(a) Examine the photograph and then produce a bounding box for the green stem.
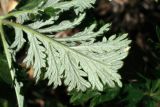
[0,20,24,107]
[0,21,14,83]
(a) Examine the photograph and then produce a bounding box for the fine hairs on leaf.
[0,0,131,107]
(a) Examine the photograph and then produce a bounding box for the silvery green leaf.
[23,32,46,81]
[8,0,131,92]
[38,13,85,33]
[11,20,131,91]
[57,23,110,43]
[10,28,26,52]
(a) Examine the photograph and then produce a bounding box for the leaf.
[5,19,131,91]
[1,0,131,94]
[38,13,85,33]
[10,27,26,53]
[10,0,96,22]
[0,0,132,107]
[123,84,144,107]
[57,23,110,42]
[74,0,96,14]
[23,32,46,81]
[70,90,100,105]
[43,0,60,8]
[28,16,59,30]
[70,86,120,107]
[46,0,96,14]
[43,42,62,88]
[143,99,157,107]
[0,99,10,107]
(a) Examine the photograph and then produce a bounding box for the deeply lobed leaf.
[2,0,131,92]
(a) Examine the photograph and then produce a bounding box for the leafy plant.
[0,0,131,107]
[122,77,160,107]
[70,86,120,107]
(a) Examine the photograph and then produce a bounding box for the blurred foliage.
[0,54,12,84]
[70,86,120,107]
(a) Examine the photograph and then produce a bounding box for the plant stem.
[0,20,24,107]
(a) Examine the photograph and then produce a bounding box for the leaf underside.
[5,0,131,92]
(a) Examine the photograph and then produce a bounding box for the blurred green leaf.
[70,86,120,107]
[90,87,120,107]
[143,98,157,107]
[146,79,160,102]
[70,90,100,105]
[123,84,144,107]
[0,98,17,107]
[0,99,9,107]
[0,54,12,84]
